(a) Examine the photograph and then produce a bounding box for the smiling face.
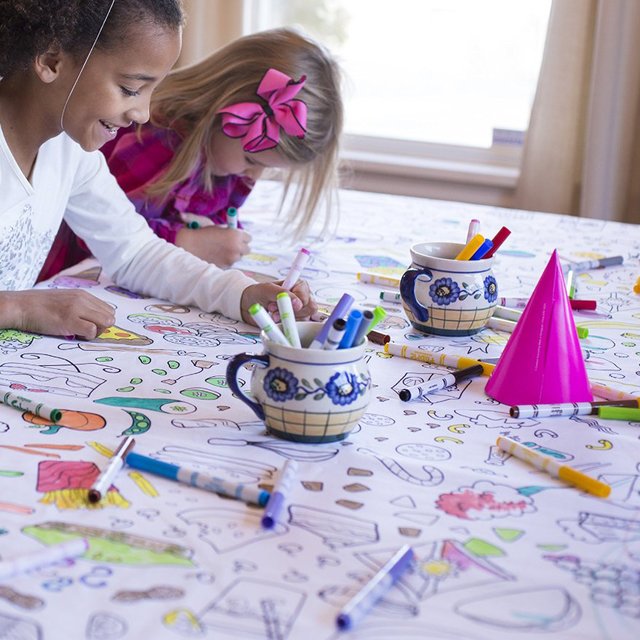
[61,22,181,151]
[209,127,296,183]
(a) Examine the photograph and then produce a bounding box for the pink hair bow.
[218,68,307,153]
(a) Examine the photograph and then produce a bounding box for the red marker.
[570,299,597,311]
[483,226,511,258]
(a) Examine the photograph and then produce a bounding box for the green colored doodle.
[168,360,179,369]
[122,410,151,436]
[139,355,151,364]
[152,368,168,375]
[180,388,220,401]
[205,375,229,388]
[96,356,113,362]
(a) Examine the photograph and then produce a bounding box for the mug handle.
[400,268,433,322]
[226,353,270,421]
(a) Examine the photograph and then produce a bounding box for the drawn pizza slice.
[91,325,153,346]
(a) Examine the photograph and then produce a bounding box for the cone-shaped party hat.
[485,250,592,405]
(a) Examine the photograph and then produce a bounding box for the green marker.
[366,306,387,334]
[598,406,640,421]
[577,326,589,339]
[249,303,289,346]
[1,391,62,423]
[227,207,239,229]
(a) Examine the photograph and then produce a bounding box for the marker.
[186,220,200,229]
[482,226,511,258]
[281,248,311,290]
[570,299,597,311]
[486,316,517,333]
[125,452,270,506]
[455,234,485,260]
[493,306,522,322]
[226,207,238,229]
[366,306,387,333]
[576,326,589,339]
[308,293,354,349]
[1,391,62,423]
[379,291,402,303]
[324,318,347,350]
[261,459,298,529]
[598,406,640,421]
[384,342,495,376]
[0,539,88,581]
[276,292,301,348]
[565,269,575,299]
[399,364,484,402]
[88,436,136,503]
[469,238,493,260]
[357,273,400,287]
[590,381,639,401]
[339,309,364,349]
[510,399,640,418]
[496,436,610,498]
[571,255,624,271]
[634,276,640,294]
[367,330,391,345]
[496,297,596,311]
[466,218,480,243]
[351,309,374,347]
[336,545,415,630]
[248,303,290,346]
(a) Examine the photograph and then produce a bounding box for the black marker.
[398,364,484,402]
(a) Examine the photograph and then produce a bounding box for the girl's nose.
[126,100,150,125]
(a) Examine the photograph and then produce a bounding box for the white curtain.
[515,0,640,224]
[177,0,244,68]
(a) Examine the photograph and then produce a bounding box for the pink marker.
[281,248,310,290]
[466,219,480,243]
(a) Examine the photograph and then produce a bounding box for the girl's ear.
[34,46,65,83]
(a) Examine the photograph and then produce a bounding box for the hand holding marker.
[226,207,238,229]
[282,247,310,290]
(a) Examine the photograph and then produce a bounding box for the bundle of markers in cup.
[249,292,387,350]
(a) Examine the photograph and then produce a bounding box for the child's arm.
[175,226,251,269]
[0,290,115,339]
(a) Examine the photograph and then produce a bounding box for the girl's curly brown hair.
[0,0,183,78]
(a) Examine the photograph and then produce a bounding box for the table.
[1,181,639,640]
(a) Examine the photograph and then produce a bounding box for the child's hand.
[240,281,317,325]
[0,290,115,339]
[176,226,251,268]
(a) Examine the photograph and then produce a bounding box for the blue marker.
[339,309,363,349]
[336,545,415,630]
[227,207,239,229]
[470,238,493,260]
[261,459,298,529]
[125,452,269,506]
[308,293,355,349]
[350,309,373,347]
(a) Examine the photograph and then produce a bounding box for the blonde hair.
[147,27,343,240]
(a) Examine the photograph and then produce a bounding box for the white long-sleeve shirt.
[0,126,255,320]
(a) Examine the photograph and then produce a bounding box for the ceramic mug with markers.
[226,321,372,443]
[400,241,498,336]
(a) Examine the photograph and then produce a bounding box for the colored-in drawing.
[95,396,196,415]
[0,329,41,355]
[436,481,537,520]
[23,522,193,565]
[36,460,129,509]
[23,409,106,435]
[357,539,512,602]
[0,585,44,610]
[112,586,184,602]
[91,325,153,345]
[179,508,286,553]
[288,505,379,549]
[454,586,582,631]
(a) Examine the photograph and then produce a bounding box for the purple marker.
[261,459,298,529]
[336,545,415,630]
[308,293,354,349]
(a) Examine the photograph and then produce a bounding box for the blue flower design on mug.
[429,277,460,305]
[264,367,298,402]
[325,372,360,406]
[483,275,498,303]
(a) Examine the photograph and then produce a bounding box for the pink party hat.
[486,250,592,405]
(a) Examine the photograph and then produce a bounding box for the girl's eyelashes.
[120,86,141,97]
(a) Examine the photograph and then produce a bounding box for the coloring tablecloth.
[1,181,639,640]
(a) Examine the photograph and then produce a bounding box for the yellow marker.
[496,436,610,498]
[384,342,495,376]
[357,273,400,287]
[455,234,485,260]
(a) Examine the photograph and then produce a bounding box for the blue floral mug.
[226,322,372,443]
[400,242,498,336]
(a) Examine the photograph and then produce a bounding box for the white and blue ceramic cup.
[226,321,372,443]
[400,242,498,336]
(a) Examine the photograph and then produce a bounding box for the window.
[245,0,552,194]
